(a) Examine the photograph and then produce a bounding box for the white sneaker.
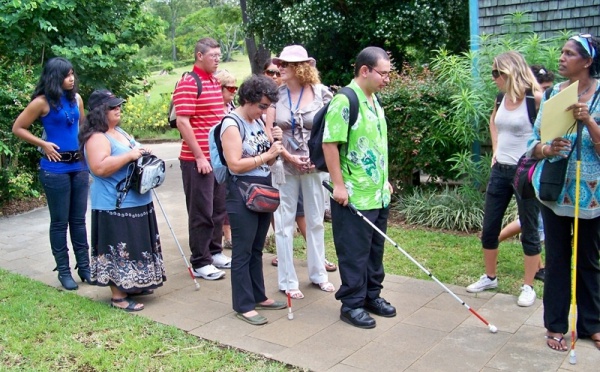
[212,253,231,269]
[517,285,536,307]
[192,264,225,280]
[466,274,498,293]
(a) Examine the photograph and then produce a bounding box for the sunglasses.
[265,69,281,77]
[571,33,596,58]
[491,69,501,79]
[222,85,238,94]
[110,104,122,110]
[257,103,270,110]
[279,61,299,68]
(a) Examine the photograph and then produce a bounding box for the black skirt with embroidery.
[90,202,166,292]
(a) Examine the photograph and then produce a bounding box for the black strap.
[495,90,537,125]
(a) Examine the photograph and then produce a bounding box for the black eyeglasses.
[279,61,299,69]
[491,69,501,79]
[265,69,281,77]
[370,67,390,79]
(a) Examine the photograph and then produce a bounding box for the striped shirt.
[173,66,224,161]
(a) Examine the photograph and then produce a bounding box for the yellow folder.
[541,81,578,143]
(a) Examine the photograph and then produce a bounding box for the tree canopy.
[246,0,468,85]
[0,0,163,98]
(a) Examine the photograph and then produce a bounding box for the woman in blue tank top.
[12,57,90,291]
[79,89,166,312]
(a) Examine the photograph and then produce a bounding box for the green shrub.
[397,185,517,232]
[163,62,175,73]
[119,94,172,138]
[0,58,42,204]
[380,63,460,189]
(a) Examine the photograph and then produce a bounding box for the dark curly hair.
[78,104,111,153]
[31,57,78,109]
[530,64,555,85]
[238,75,279,106]
[570,34,600,78]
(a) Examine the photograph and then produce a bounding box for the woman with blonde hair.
[266,45,334,299]
[466,51,543,308]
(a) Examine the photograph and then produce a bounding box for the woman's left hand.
[271,126,282,141]
[567,103,591,124]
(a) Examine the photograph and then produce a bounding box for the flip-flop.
[236,312,268,325]
[255,300,287,310]
[111,297,144,312]
[128,289,154,297]
[324,260,337,272]
[545,334,567,352]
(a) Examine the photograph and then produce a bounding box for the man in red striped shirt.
[174,37,231,280]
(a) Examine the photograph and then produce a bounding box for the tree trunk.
[240,0,270,74]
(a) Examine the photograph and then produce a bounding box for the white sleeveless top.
[495,96,533,165]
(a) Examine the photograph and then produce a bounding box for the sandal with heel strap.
[111,297,144,312]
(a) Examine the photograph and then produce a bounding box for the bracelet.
[253,156,258,167]
[541,144,549,157]
[259,154,265,165]
[592,138,600,145]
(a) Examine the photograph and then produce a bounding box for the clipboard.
[540,81,578,143]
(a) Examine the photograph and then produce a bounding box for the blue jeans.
[481,163,541,256]
[39,170,90,263]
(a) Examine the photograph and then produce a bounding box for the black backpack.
[308,87,359,172]
[168,71,202,128]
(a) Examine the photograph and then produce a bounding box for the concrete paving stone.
[222,335,287,360]
[523,303,545,328]
[406,333,497,372]
[424,289,489,315]
[557,339,600,371]
[374,323,448,353]
[166,298,232,324]
[189,313,271,344]
[381,274,411,284]
[383,290,438,321]
[385,277,444,298]
[342,339,423,371]
[274,337,355,372]
[461,293,541,334]
[155,314,205,332]
[327,364,367,372]
[403,305,469,332]
[487,342,567,371]
[250,306,340,347]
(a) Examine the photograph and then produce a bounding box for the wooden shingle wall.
[478,0,600,37]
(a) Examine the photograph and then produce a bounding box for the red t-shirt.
[173,65,224,161]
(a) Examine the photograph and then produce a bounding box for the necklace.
[578,79,596,99]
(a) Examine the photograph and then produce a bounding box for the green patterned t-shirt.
[323,80,390,210]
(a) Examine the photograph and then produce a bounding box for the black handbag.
[538,148,574,202]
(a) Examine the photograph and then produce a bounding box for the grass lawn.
[0,218,542,369]
[146,54,252,103]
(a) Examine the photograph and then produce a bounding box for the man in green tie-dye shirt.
[323,46,395,329]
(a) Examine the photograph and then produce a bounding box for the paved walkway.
[0,142,597,371]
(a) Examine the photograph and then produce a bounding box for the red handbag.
[237,181,280,213]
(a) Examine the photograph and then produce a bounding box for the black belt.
[57,151,82,163]
[495,162,516,170]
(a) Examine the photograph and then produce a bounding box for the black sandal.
[111,297,144,312]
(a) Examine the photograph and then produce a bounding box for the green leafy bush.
[380,63,459,188]
[0,58,42,204]
[119,94,172,138]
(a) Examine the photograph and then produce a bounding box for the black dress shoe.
[340,307,376,329]
[364,297,396,317]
